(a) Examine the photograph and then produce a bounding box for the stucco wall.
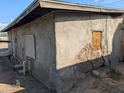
[8,10,124,93]
[55,11,123,93]
[10,13,55,89]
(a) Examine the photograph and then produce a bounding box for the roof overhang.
[1,0,124,32]
[39,0,124,13]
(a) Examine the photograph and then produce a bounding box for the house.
[1,0,124,92]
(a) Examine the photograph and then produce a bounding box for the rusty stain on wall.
[78,43,102,62]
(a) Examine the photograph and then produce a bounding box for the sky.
[0,0,124,29]
[62,0,124,9]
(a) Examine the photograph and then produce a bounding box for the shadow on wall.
[12,13,124,93]
[54,13,124,93]
[1,12,123,93]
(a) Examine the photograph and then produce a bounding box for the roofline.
[1,0,124,32]
[40,0,124,13]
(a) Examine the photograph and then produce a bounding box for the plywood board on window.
[92,31,102,51]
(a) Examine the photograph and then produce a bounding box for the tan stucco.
[8,10,124,93]
[55,11,123,93]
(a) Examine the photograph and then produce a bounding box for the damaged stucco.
[54,11,123,93]
[8,10,124,93]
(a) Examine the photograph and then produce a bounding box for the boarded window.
[92,31,102,51]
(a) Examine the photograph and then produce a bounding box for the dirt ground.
[69,65,124,93]
[0,57,50,93]
[1,56,124,93]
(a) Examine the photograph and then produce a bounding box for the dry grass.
[0,84,25,93]
[0,43,8,49]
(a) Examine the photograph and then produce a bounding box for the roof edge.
[40,0,124,13]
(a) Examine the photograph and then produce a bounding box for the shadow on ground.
[0,57,50,93]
